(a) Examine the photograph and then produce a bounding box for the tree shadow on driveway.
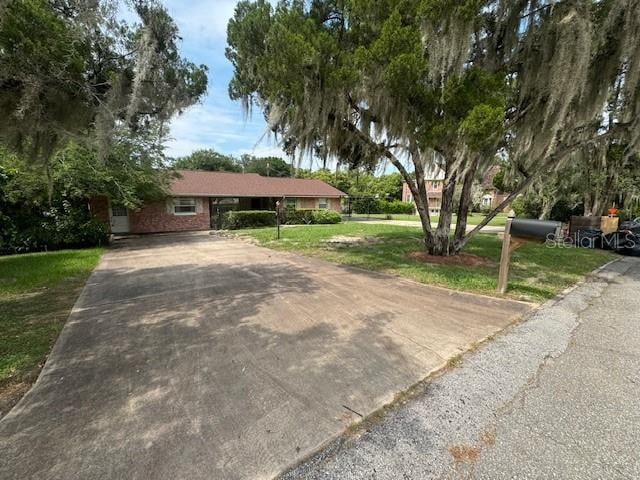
[0,234,528,480]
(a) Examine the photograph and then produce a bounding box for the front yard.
[238,223,614,302]
[348,212,508,226]
[0,248,103,416]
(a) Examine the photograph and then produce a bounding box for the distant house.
[479,166,509,211]
[401,165,445,216]
[401,165,508,215]
[91,170,346,234]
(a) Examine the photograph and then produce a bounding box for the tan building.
[401,164,446,215]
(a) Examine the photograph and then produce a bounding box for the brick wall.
[129,198,210,234]
[89,196,110,231]
[297,197,342,211]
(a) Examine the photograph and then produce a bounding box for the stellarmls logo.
[545,231,637,249]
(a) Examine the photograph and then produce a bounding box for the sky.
[142,0,286,161]
[119,0,395,172]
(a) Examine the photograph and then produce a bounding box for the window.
[174,197,196,215]
[285,197,297,209]
[111,205,127,217]
[317,198,328,209]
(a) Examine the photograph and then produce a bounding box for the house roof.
[170,170,347,198]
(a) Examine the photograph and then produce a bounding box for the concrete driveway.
[0,232,528,480]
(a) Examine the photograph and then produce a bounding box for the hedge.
[351,198,415,215]
[378,200,415,214]
[222,210,276,229]
[285,209,342,225]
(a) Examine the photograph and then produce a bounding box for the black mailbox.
[510,218,561,240]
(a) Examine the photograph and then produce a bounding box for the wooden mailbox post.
[497,212,516,294]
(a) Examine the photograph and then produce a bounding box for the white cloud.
[165,0,238,43]
[164,100,277,158]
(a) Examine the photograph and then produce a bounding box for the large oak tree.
[226,0,640,256]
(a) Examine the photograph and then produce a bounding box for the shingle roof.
[170,170,346,198]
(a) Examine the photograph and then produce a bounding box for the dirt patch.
[324,235,379,248]
[0,379,32,418]
[408,251,496,267]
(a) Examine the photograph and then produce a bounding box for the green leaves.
[0,0,208,168]
[459,104,505,151]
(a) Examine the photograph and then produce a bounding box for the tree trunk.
[431,161,457,256]
[45,161,54,206]
[539,197,555,220]
[583,193,594,216]
[411,154,436,250]
[452,157,479,253]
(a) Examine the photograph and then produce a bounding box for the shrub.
[351,198,415,215]
[0,202,108,255]
[351,197,381,214]
[284,209,342,225]
[378,200,415,214]
[222,210,276,229]
[310,209,342,224]
[285,209,315,224]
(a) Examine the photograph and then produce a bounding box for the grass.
[349,212,508,226]
[0,248,103,414]
[238,223,614,302]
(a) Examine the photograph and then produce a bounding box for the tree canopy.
[0,0,208,202]
[173,149,241,172]
[227,0,640,255]
[172,149,294,177]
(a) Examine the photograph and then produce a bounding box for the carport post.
[276,201,281,240]
[497,211,516,294]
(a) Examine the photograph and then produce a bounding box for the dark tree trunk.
[430,161,457,256]
[412,153,436,250]
[452,157,479,254]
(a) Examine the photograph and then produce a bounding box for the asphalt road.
[282,256,640,479]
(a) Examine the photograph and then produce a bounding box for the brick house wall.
[89,196,111,232]
[296,197,341,211]
[129,198,210,234]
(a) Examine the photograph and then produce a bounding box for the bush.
[378,200,415,214]
[284,209,342,225]
[310,209,342,224]
[351,197,381,214]
[285,209,315,224]
[351,198,415,215]
[0,202,108,255]
[222,210,276,229]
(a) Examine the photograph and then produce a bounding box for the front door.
[110,205,130,233]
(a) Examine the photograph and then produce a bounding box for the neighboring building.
[91,170,346,234]
[480,166,509,211]
[401,165,509,215]
[401,165,445,216]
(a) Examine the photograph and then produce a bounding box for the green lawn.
[0,248,103,413]
[239,223,614,302]
[349,212,508,226]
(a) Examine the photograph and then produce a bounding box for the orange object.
[608,207,619,216]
